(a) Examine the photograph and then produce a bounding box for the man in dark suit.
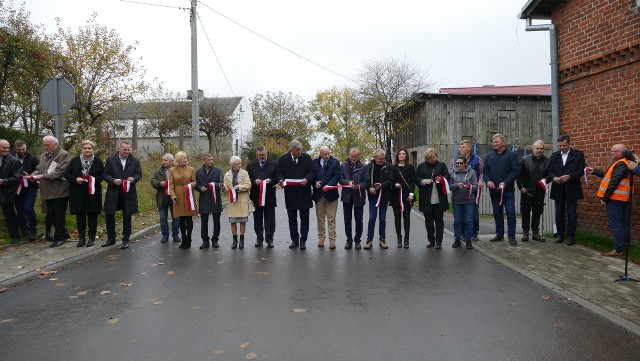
[247,146,278,248]
[12,139,39,241]
[548,135,585,245]
[0,139,22,244]
[277,140,315,250]
[339,148,368,249]
[312,145,341,249]
[102,140,142,249]
[196,153,224,249]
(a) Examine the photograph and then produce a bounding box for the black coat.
[195,165,224,214]
[103,153,142,215]
[364,160,394,204]
[65,156,104,214]
[516,155,550,200]
[247,159,278,208]
[548,148,585,202]
[339,160,367,207]
[13,152,39,189]
[416,161,450,214]
[390,164,416,208]
[312,156,341,202]
[277,151,314,210]
[0,154,22,206]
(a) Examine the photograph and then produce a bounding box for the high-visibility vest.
[597,158,631,201]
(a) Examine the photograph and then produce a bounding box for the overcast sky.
[18,0,551,101]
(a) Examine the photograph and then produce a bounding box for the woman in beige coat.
[223,155,251,249]
[170,151,198,249]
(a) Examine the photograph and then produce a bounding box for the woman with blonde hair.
[223,155,251,249]
[416,148,450,249]
[170,151,198,249]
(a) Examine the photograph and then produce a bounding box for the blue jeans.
[489,190,516,239]
[554,198,578,240]
[15,187,38,234]
[460,204,479,238]
[453,203,475,240]
[606,200,628,252]
[158,204,179,237]
[367,201,388,241]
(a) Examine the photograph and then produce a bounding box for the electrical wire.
[196,11,236,96]
[120,0,188,10]
[197,0,355,83]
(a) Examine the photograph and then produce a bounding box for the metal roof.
[439,84,551,96]
[518,0,565,20]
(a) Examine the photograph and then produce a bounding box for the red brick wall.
[551,0,640,238]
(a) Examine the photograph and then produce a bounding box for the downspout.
[525,18,560,152]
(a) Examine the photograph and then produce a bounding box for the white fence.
[477,188,556,235]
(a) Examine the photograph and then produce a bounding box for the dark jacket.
[592,157,633,203]
[195,165,224,214]
[277,151,315,210]
[516,154,550,199]
[312,155,341,202]
[416,161,450,214]
[364,160,394,204]
[0,154,22,206]
[64,155,104,214]
[339,160,367,206]
[483,149,520,193]
[390,164,416,208]
[247,159,278,208]
[548,148,585,202]
[13,152,39,189]
[448,165,477,205]
[103,153,142,215]
[150,166,172,208]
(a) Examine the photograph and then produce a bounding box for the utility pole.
[191,0,200,152]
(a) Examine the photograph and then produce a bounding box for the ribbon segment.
[185,184,196,211]
[121,179,131,193]
[259,180,267,207]
[208,182,217,204]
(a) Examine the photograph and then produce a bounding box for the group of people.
[0,134,635,256]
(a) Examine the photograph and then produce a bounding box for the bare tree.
[199,98,234,159]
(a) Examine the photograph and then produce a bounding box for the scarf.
[81,155,94,177]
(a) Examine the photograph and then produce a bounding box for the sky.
[14,0,552,102]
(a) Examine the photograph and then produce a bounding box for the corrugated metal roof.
[112,97,243,120]
[439,84,551,96]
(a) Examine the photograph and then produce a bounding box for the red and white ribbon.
[498,185,504,206]
[375,188,383,208]
[282,179,304,187]
[439,176,450,195]
[229,187,238,203]
[537,178,547,195]
[398,184,404,212]
[476,186,482,205]
[584,167,591,192]
[258,180,267,207]
[185,184,196,211]
[86,175,96,195]
[121,179,131,193]
[208,182,217,204]
[164,179,170,196]
[465,183,472,200]
[322,184,347,191]
[15,175,28,194]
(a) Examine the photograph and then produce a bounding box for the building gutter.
[524,18,560,152]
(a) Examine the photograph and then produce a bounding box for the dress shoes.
[601,250,624,257]
[299,242,306,250]
[77,238,86,247]
[354,242,362,250]
[435,242,442,249]
[119,241,129,249]
[199,241,210,249]
[489,236,504,242]
[344,242,353,250]
[363,240,373,249]
[532,234,546,242]
[288,242,299,249]
[102,239,116,247]
[86,238,95,247]
[211,238,219,248]
[555,237,564,244]
[50,240,64,248]
[508,238,518,246]
[566,238,576,246]
[266,242,274,248]
[452,239,461,248]
[255,241,263,247]
[426,242,435,248]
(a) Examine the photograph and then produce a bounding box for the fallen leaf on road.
[39,270,57,276]
[0,288,6,293]
[293,308,306,313]
[240,342,250,349]
[140,272,147,275]
[151,263,164,266]
[100,290,112,295]
[49,278,59,281]
[120,283,133,287]
[16,266,23,269]
[256,272,269,275]
[212,349,225,355]
[192,305,201,310]
[130,338,140,343]
[542,296,551,300]
[246,352,258,360]
[77,291,88,296]
[0,319,14,323]
[107,317,118,324]
[166,271,175,276]
[54,283,65,287]
[554,324,562,329]
[151,299,163,305]
[68,296,78,299]
[217,261,224,264]
[260,257,268,260]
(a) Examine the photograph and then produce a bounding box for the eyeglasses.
[455,162,464,165]
[611,150,621,153]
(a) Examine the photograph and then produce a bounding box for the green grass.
[543,230,640,262]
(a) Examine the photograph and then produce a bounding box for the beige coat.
[170,165,198,217]
[223,168,251,218]
[32,149,70,200]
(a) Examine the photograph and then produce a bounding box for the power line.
[119,0,188,10]
[196,12,236,96]
[197,1,356,83]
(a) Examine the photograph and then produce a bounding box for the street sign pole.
[40,77,75,150]
[53,78,60,142]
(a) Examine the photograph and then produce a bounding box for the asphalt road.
[1,194,639,361]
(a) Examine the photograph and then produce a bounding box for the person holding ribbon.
[12,140,39,241]
[151,153,180,244]
[449,140,484,241]
[224,155,251,249]
[0,139,22,245]
[339,147,368,250]
[516,140,550,243]
[170,151,198,249]
[416,148,449,249]
[277,140,315,250]
[548,135,585,245]
[448,155,477,249]
[64,140,103,247]
[102,140,142,249]
[390,148,415,249]
[196,153,223,249]
[312,145,341,249]
[484,133,520,246]
[30,136,71,248]
[247,146,278,248]
[363,149,394,250]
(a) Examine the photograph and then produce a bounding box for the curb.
[410,209,640,336]
[0,223,161,288]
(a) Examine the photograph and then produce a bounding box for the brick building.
[519,0,640,237]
